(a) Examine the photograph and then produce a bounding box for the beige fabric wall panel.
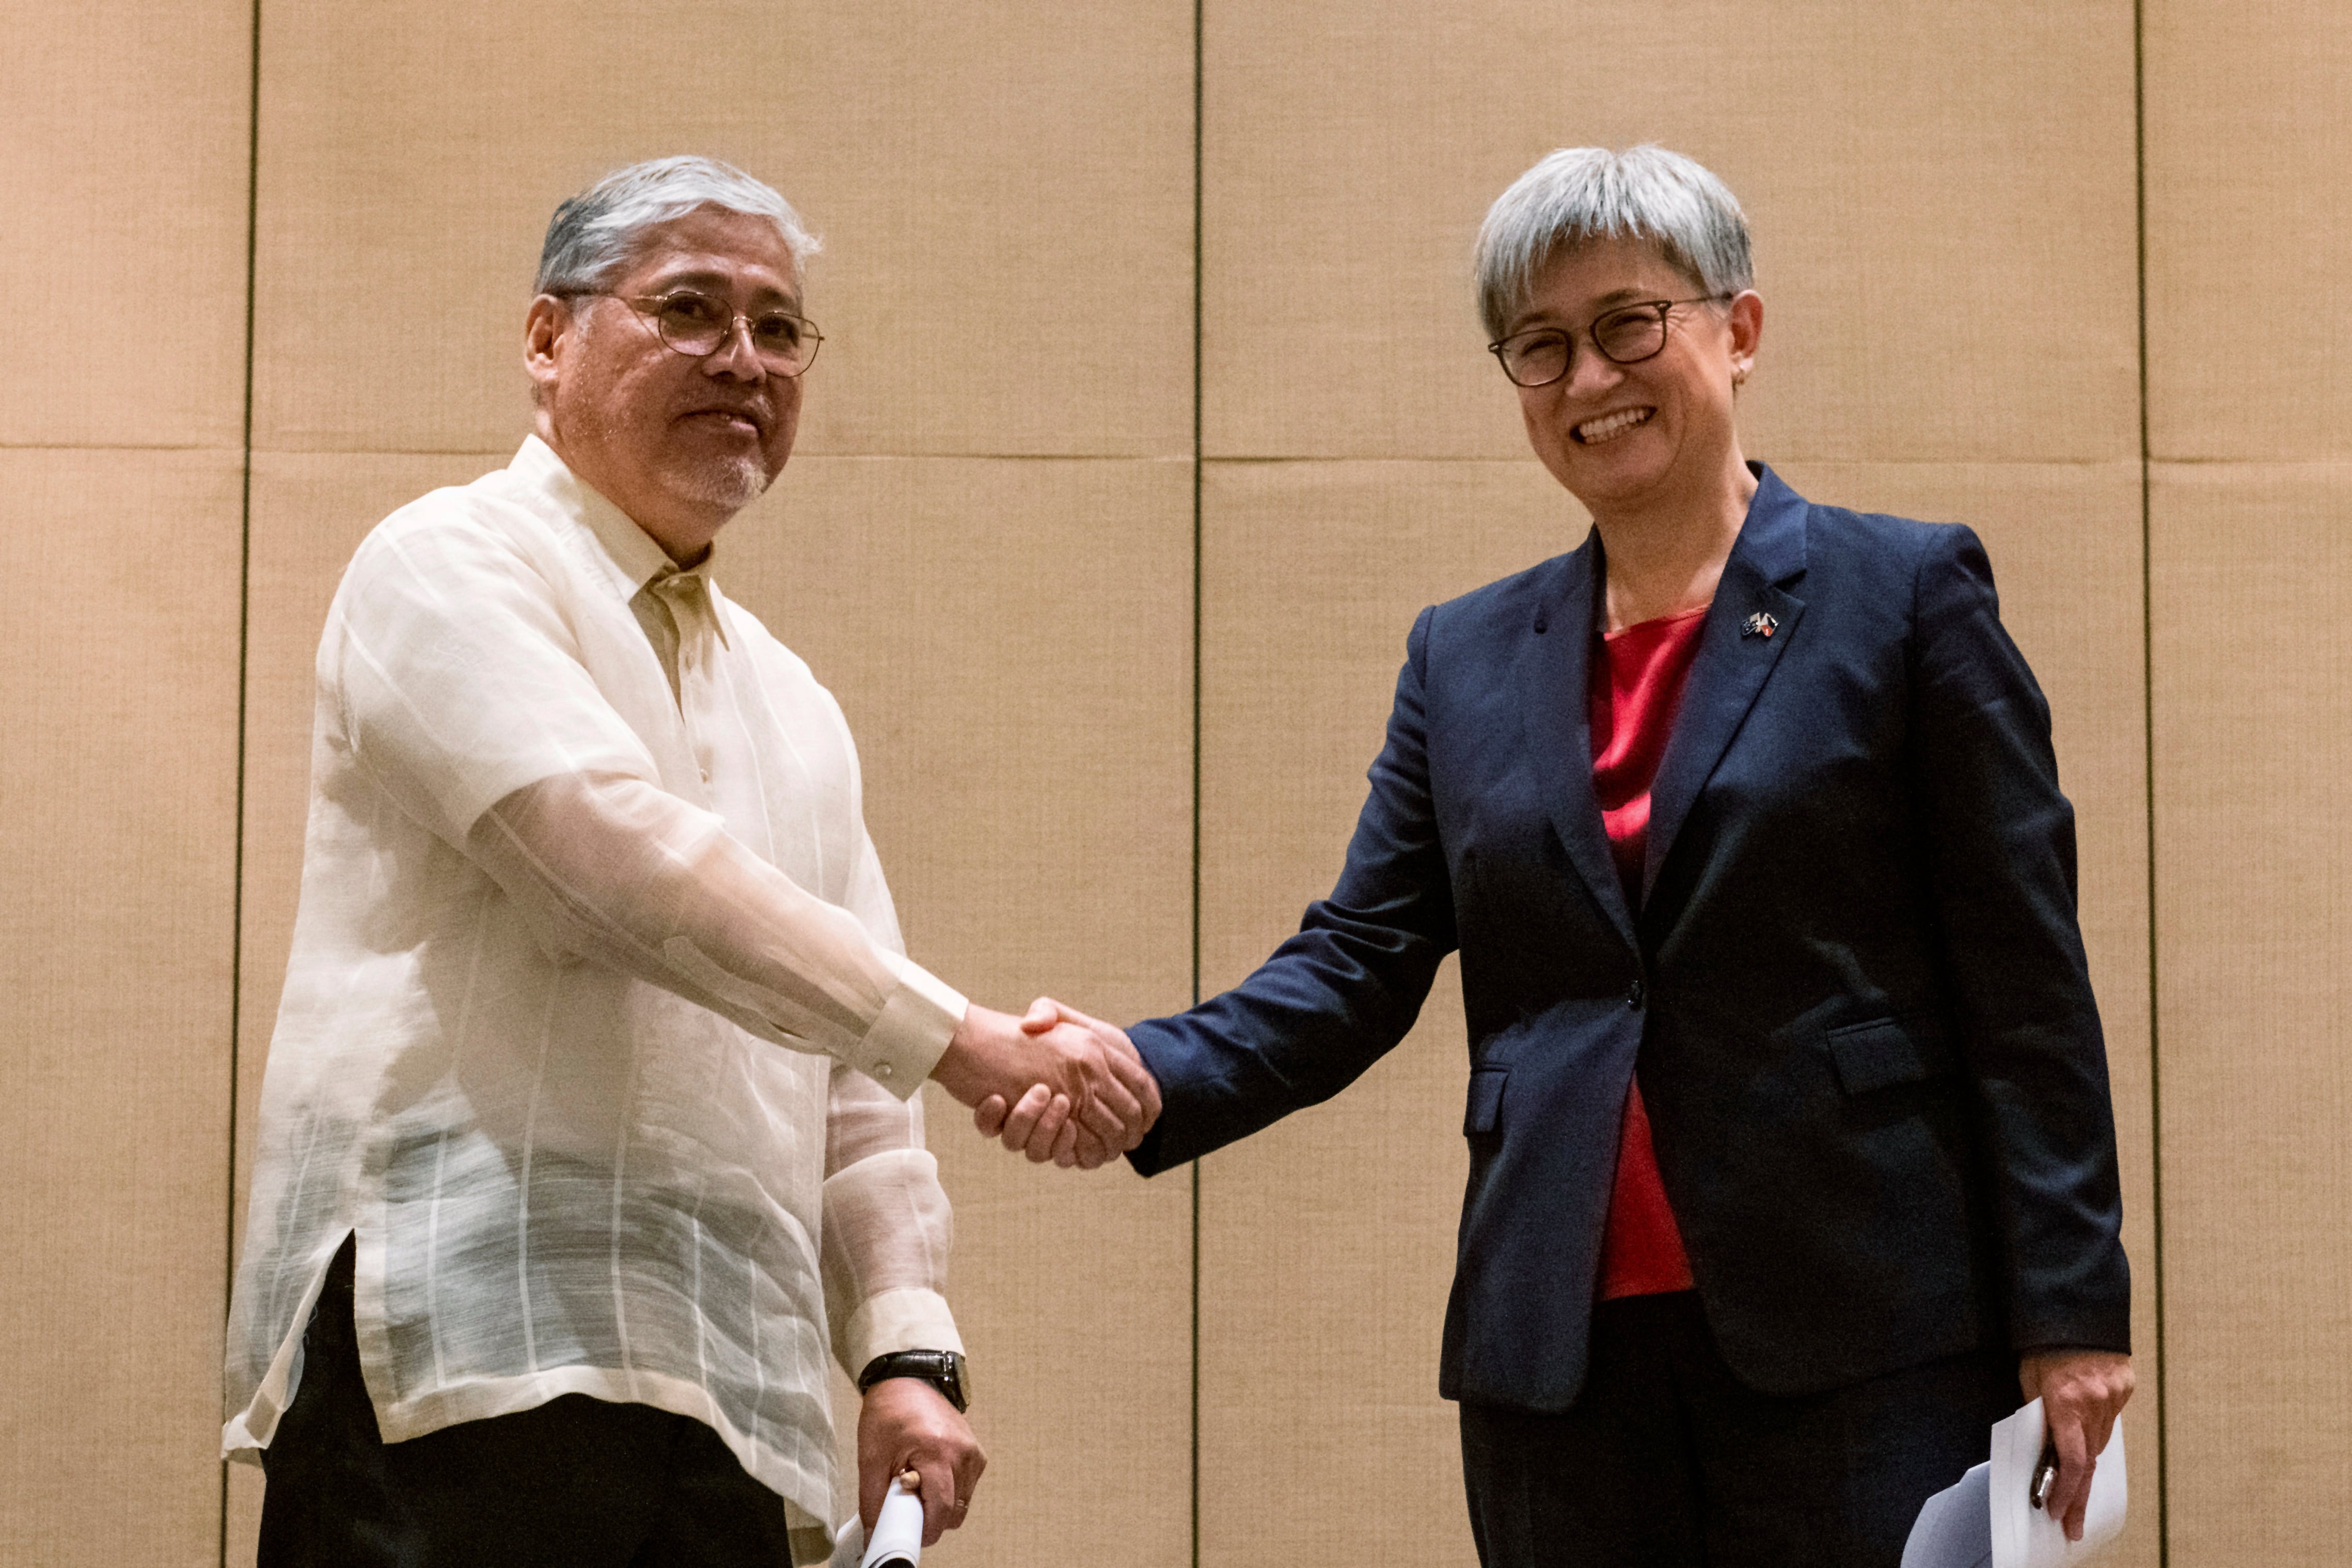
[249,0,1192,460]
[2143,2,2352,461]
[705,454,1198,1565]
[1196,974,1472,1566]
[1201,1,2139,465]
[0,0,251,448]
[2150,462,2352,1567]
[1198,457,1586,1565]
[0,448,244,1565]
[2146,5,2352,1559]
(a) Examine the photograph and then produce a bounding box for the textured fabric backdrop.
[0,1,2344,1563]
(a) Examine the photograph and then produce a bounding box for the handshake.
[930,1000,1160,1170]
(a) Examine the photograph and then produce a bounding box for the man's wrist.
[847,958,962,1098]
[857,1348,971,1413]
[932,1004,1009,1104]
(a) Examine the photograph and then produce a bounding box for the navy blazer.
[1127,466,2130,1412]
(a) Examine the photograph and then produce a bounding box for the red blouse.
[1588,605,1705,1301]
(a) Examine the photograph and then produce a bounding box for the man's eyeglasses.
[572,289,824,377]
[1488,295,1730,388]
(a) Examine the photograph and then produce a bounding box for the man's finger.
[997,1085,1052,1152]
[1051,1113,1081,1167]
[1018,996,1059,1035]
[948,1446,986,1531]
[915,1458,954,1548]
[857,1456,889,1534]
[1024,1094,1072,1162]
[972,1095,1009,1137]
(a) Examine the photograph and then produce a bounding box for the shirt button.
[877,1063,894,1079]
[699,766,711,782]
[1627,979,1646,1010]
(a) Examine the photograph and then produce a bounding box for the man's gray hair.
[535,155,821,297]
[1473,145,1752,341]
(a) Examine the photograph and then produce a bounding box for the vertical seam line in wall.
[1188,2,1205,1565]
[221,1,262,1562]
[2131,2,2169,1562]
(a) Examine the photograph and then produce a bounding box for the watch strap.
[857,1348,970,1413]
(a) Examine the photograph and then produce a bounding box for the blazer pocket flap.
[1464,1068,1509,1135]
[1826,1018,1953,1096]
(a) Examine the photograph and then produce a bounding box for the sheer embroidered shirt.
[223,436,968,1561]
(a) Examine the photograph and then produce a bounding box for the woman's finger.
[2049,1412,2092,1542]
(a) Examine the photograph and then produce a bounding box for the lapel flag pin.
[1741,610,1779,640]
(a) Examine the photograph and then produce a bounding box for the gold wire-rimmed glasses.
[567,289,824,376]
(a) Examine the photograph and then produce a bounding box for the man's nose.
[704,315,766,381]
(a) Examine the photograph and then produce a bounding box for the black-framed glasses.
[574,289,824,376]
[1488,294,1730,388]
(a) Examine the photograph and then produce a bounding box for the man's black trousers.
[257,1239,800,1568]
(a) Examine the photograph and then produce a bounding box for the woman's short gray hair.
[1473,145,1751,340]
[535,155,822,297]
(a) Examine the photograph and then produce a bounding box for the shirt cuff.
[843,954,964,1100]
[840,1286,965,1381]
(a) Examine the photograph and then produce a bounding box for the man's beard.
[672,451,773,513]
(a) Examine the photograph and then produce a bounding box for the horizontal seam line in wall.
[70,445,2308,466]
[239,447,1203,463]
[2143,455,2352,466]
[0,440,247,454]
[1198,454,2150,467]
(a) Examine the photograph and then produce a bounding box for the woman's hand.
[2018,1349,2134,1542]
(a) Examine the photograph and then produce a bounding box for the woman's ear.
[1727,289,1763,387]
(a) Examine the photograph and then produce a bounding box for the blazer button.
[1626,979,1645,1010]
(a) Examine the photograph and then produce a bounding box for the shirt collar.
[507,433,722,599]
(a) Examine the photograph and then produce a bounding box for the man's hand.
[930,1000,1157,1168]
[2019,1349,2134,1543]
[968,1000,1160,1168]
[857,1376,985,1547]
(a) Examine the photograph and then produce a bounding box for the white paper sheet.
[1902,1461,1993,1568]
[830,1481,925,1568]
[1988,1398,2127,1568]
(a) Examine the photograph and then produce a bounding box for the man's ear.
[523,293,573,403]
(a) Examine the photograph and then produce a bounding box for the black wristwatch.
[857,1349,971,1413]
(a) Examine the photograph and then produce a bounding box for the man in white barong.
[223,155,1156,1567]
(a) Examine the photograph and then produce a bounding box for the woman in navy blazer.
[985,147,2134,1567]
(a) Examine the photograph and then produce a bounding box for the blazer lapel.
[1517,533,1638,948]
[1641,466,1811,905]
